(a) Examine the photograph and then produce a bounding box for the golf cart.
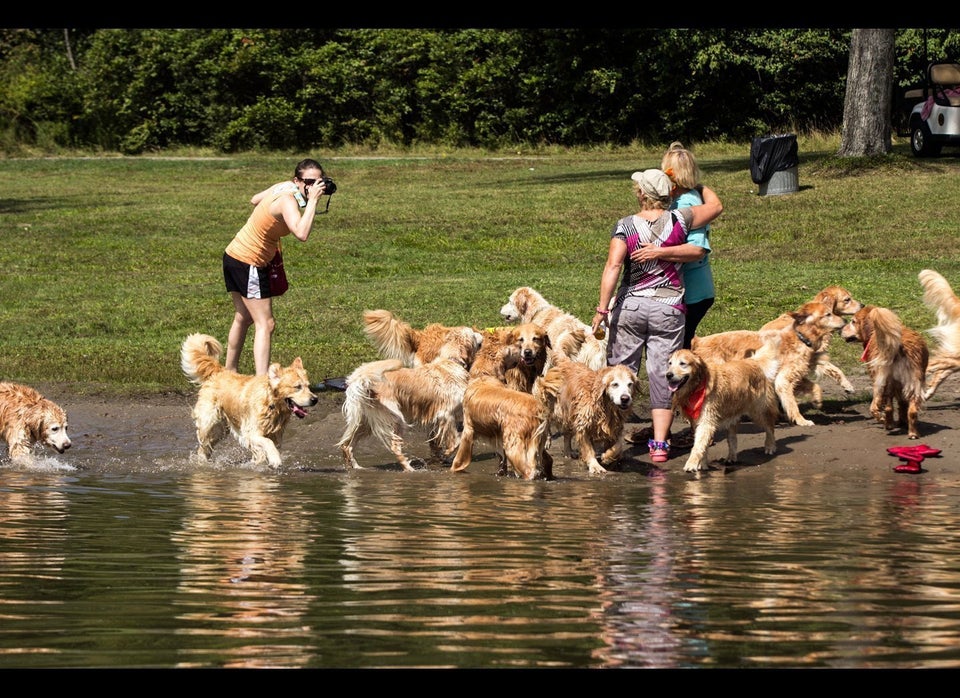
[901,60,960,157]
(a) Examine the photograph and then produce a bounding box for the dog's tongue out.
[287,400,308,418]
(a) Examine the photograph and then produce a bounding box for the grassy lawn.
[1,134,959,396]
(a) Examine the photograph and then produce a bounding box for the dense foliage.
[0,28,958,153]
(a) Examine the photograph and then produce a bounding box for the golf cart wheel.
[911,123,942,157]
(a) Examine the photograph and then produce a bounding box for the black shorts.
[223,252,275,299]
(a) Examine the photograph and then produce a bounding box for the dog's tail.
[868,307,905,367]
[337,359,407,448]
[534,367,565,462]
[753,328,784,381]
[554,326,587,361]
[919,269,960,352]
[535,366,566,414]
[545,342,572,370]
[180,333,224,385]
[576,334,608,370]
[363,309,417,365]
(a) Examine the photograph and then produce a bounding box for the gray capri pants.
[606,295,685,410]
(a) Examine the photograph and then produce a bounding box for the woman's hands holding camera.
[304,180,326,202]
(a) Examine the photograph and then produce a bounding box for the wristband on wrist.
[596,307,609,315]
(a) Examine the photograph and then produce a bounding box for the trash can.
[750,133,799,196]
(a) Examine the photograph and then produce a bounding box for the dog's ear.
[594,366,613,400]
[861,309,876,342]
[816,287,841,312]
[267,363,283,386]
[512,289,527,314]
[291,357,304,369]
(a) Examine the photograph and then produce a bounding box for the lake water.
[1,399,960,669]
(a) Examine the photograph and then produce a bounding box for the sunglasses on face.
[301,178,319,186]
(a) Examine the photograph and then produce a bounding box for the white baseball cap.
[631,168,672,201]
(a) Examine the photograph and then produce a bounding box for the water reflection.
[1,450,960,668]
[592,477,689,668]
[171,471,317,668]
[335,474,614,668]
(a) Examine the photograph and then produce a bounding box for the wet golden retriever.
[449,321,557,479]
[759,285,862,398]
[449,371,562,480]
[499,286,606,369]
[667,330,782,473]
[470,323,550,392]
[546,358,637,475]
[362,308,483,367]
[692,300,846,427]
[180,333,318,467]
[841,305,929,439]
[337,327,480,471]
[0,382,71,462]
[918,269,960,400]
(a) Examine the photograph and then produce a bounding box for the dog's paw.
[794,417,815,427]
[587,461,609,475]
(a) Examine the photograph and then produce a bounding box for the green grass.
[1,134,959,396]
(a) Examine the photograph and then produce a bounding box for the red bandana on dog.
[860,336,873,363]
[682,379,708,420]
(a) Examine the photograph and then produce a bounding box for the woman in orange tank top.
[222,158,331,375]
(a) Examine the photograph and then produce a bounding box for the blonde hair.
[660,141,702,191]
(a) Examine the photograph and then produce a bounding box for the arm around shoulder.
[688,185,723,229]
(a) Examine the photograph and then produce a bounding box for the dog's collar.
[795,328,814,348]
[682,378,708,421]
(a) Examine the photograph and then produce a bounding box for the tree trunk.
[838,28,896,156]
[63,29,76,71]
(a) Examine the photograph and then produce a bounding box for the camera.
[307,176,336,196]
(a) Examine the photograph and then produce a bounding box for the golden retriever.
[449,371,562,480]
[0,382,71,462]
[362,308,483,367]
[667,330,782,473]
[918,269,960,400]
[759,285,862,397]
[692,300,846,427]
[448,322,556,479]
[499,286,606,369]
[546,357,637,475]
[337,327,480,471]
[180,333,318,467]
[470,323,550,392]
[841,305,929,439]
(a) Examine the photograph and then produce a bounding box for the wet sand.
[27,373,960,478]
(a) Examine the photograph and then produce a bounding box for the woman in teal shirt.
[662,142,716,350]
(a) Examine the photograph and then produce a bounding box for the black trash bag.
[310,377,348,392]
[750,134,799,184]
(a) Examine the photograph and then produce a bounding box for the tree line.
[0,28,956,154]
